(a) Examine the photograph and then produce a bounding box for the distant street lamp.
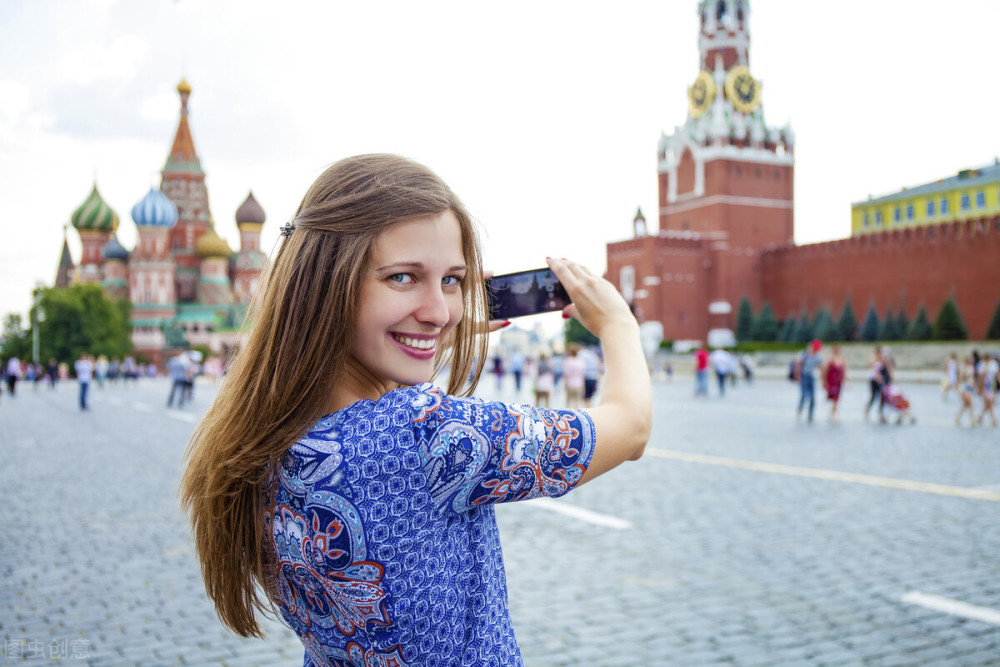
[31,283,45,365]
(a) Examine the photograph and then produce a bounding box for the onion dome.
[102,234,130,262]
[196,226,233,258]
[131,187,178,228]
[235,190,266,225]
[71,184,119,232]
[177,78,192,94]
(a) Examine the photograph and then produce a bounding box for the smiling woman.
[179,154,651,666]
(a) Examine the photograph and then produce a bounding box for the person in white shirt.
[709,348,730,396]
[75,354,94,410]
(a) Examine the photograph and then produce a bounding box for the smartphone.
[485,268,572,320]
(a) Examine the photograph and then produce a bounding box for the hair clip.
[279,221,296,238]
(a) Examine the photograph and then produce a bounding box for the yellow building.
[852,160,1000,235]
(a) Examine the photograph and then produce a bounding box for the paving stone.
[4,377,1000,665]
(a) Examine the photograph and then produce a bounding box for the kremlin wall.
[607,0,999,345]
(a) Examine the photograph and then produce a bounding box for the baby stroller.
[882,384,916,424]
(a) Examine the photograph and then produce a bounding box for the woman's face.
[350,210,467,389]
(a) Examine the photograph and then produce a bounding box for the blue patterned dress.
[268,382,596,666]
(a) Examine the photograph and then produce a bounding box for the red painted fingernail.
[500,321,512,328]
[562,313,571,319]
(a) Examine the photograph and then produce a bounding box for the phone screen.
[485,268,572,319]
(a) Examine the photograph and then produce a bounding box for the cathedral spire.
[164,78,202,174]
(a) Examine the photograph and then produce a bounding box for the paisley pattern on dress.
[270,383,595,666]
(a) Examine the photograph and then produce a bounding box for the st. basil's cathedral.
[56,79,267,367]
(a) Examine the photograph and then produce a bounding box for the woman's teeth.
[393,334,435,350]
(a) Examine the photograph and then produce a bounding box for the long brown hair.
[180,154,489,637]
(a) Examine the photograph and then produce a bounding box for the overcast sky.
[2,0,999,330]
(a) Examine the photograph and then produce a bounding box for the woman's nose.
[415,285,451,327]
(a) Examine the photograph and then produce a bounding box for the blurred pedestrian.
[975,352,998,427]
[864,345,888,423]
[942,352,959,402]
[166,352,190,408]
[75,353,93,410]
[509,352,525,392]
[710,347,730,396]
[796,339,823,423]
[533,354,555,408]
[694,346,709,396]
[956,356,978,427]
[491,355,504,391]
[95,355,109,389]
[5,356,21,396]
[579,345,602,407]
[46,358,58,389]
[563,344,585,409]
[822,343,846,422]
[740,353,754,384]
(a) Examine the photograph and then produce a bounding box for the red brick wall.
[760,217,1000,338]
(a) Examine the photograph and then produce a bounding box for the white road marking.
[132,402,152,412]
[647,448,1000,503]
[901,592,1000,626]
[522,497,632,530]
[166,410,197,423]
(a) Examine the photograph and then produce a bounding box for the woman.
[822,343,846,422]
[864,345,886,423]
[562,344,586,409]
[955,355,978,427]
[180,154,651,665]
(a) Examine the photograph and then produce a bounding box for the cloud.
[56,35,148,86]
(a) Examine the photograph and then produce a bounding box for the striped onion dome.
[235,190,266,225]
[71,184,120,232]
[195,226,232,258]
[102,234,130,262]
[131,187,178,228]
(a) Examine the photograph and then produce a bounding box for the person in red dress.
[822,343,847,422]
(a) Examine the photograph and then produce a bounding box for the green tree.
[986,299,1000,339]
[0,313,30,360]
[34,285,133,364]
[735,296,754,342]
[749,302,778,342]
[895,308,909,341]
[778,314,796,342]
[793,310,814,343]
[837,297,858,342]
[932,297,969,340]
[564,317,599,347]
[878,306,900,341]
[907,305,933,340]
[859,304,880,342]
[812,309,838,342]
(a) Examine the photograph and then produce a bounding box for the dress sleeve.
[408,384,596,515]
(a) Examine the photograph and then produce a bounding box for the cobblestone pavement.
[1,375,998,666]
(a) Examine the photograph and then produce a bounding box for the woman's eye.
[388,273,414,285]
[442,275,464,287]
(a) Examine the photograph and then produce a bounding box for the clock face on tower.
[724,65,761,113]
[688,70,716,118]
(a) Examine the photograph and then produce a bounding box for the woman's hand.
[546,258,636,339]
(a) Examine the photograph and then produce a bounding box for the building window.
[863,212,869,228]
[976,191,986,208]
[875,211,882,226]
[926,200,935,217]
[893,207,901,223]
[941,198,949,214]
[906,204,914,221]
[961,194,970,211]
[619,266,635,303]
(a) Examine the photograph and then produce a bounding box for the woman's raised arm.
[547,258,652,485]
